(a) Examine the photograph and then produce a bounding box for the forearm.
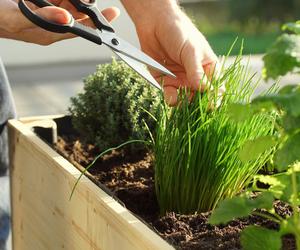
[0,0,17,33]
[121,0,180,24]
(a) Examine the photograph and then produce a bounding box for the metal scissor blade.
[100,32,176,78]
[112,50,162,90]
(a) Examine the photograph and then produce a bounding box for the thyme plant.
[154,55,276,214]
[69,59,160,152]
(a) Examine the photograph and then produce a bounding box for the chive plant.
[154,55,276,214]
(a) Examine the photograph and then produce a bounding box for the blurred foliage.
[207,32,279,56]
[182,0,300,55]
[263,21,300,79]
[229,0,300,28]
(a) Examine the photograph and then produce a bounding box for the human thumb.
[35,6,71,24]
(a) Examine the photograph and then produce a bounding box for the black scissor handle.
[18,0,103,45]
[69,0,114,33]
[18,0,73,33]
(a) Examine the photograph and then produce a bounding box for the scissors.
[18,0,176,90]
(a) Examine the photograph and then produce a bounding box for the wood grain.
[8,117,174,250]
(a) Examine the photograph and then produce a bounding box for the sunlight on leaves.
[227,103,253,122]
[253,89,300,117]
[282,21,300,35]
[280,217,297,235]
[209,192,274,225]
[241,226,282,250]
[255,175,286,199]
[263,34,300,79]
[239,136,277,162]
[274,132,300,171]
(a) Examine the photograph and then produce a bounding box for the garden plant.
[70,51,278,216]
[209,21,300,250]
[69,58,160,152]
[154,51,276,214]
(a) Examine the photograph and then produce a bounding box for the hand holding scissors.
[18,0,176,89]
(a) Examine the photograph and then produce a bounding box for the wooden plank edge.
[18,114,65,124]
[8,118,174,250]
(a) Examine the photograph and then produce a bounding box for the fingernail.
[56,12,71,24]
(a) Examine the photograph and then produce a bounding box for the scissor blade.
[112,50,162,90]
[99,32,176,78]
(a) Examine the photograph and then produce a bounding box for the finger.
[78,7,120,27]
[48,0,63,5]
[203,56,226,96]
[35,6,71,24]
[164,86,178,106]
[0,24,76,45]
[101,7,120,23]
[203,60,219,80]
[181,41,209,92]
[9,5,71,33]
[7,6,120,43]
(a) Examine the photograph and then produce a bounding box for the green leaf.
[279,172,300,205]
[258,171,300,204]
[209,192,274,225]
[274,132,300,171]
[253,86,300,117]
[280,217,297,235]
[227,102,275,122]
[239,136,277,162]
[255,175,286,199]
[249,191,274,210]
[282,21,300,35]
[282,114,300,133]
[227,103,252,122]
[255,173,300,204]
[241,226,282,250]
[278,85,299,95]
[255,175,281,186]
[263,34,300,80]
[209,196,252,225]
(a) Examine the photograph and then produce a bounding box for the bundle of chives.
[154,56,276,214]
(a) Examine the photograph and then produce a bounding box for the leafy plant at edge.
[209,21,300,250]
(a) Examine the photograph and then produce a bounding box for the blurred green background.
[181,0,300,55]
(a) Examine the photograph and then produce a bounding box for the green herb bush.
[210,21,300,250]
[69,59,160,151]
[154,55,276,214]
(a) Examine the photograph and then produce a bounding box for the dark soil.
[54,135,296,250]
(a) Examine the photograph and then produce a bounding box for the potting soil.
[55,135,296,250]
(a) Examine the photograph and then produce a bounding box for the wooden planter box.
[8,116,174,250]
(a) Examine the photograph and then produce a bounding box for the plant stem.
[252,211,282,224]
[269,210,285,222]
[291,164,300,250]
[70,139,148,200]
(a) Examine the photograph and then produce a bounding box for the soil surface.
[55,135,296,250]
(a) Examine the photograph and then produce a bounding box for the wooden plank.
[8,118,174,250]
[19,114,65,124]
